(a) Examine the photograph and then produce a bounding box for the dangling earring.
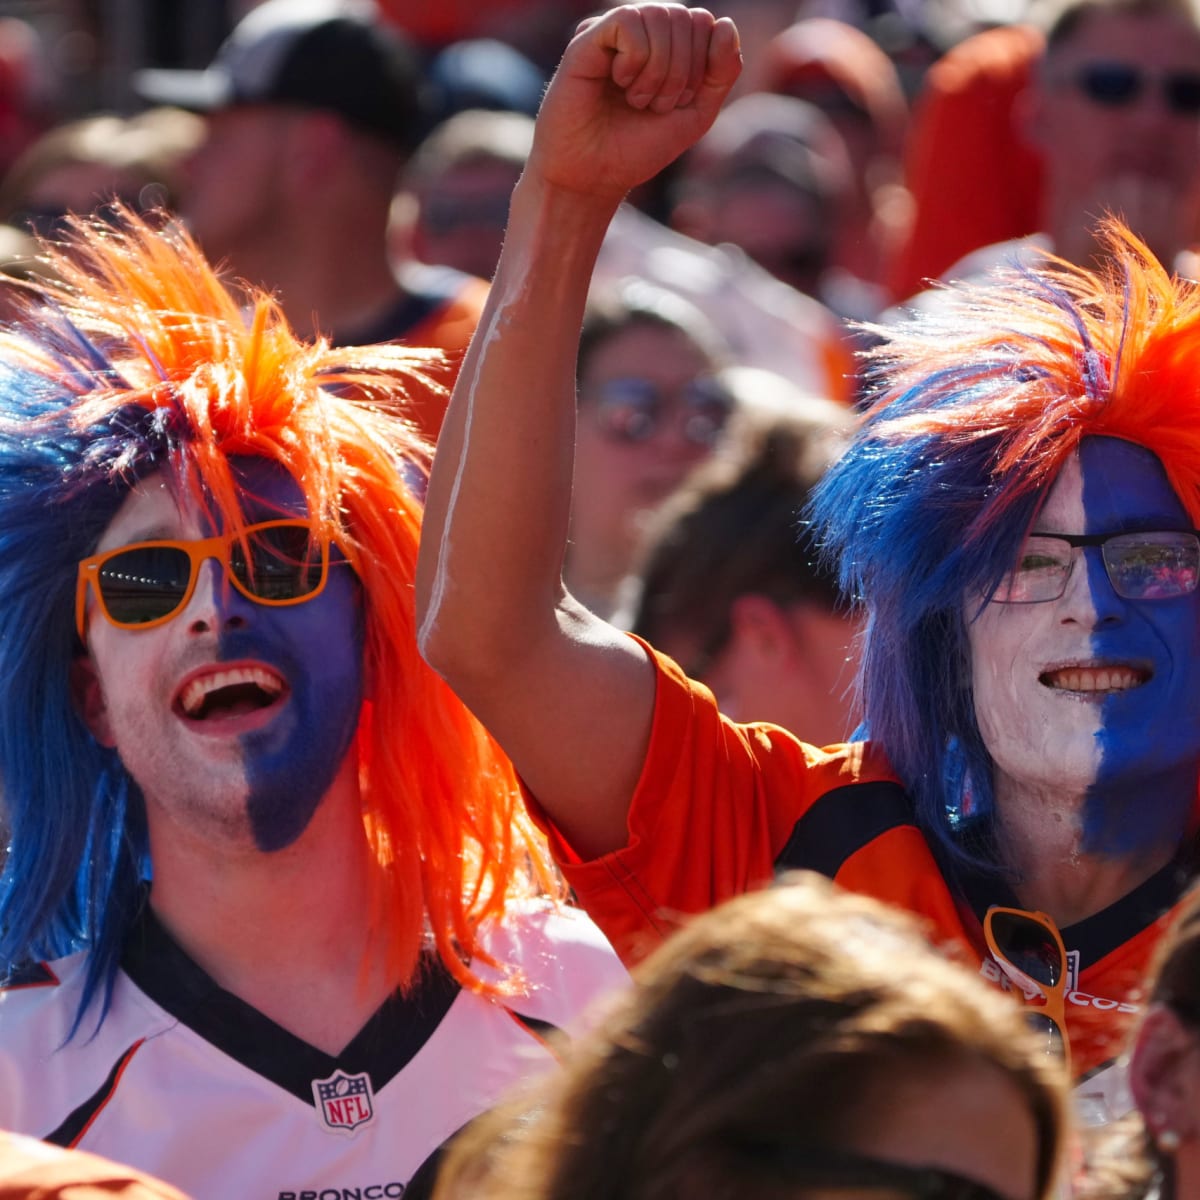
[1155,1125,1180,1200]
[1158,1128,1182,1154]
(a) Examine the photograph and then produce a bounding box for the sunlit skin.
[74,459,364,855]
[969,437,1200,865]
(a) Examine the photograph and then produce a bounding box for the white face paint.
[968,450,1103,804]
[417,251,530,653]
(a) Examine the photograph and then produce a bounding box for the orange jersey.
[528,642,1195,1087]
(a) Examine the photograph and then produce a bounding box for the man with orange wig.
[419,2,1200,1121]
[0,212,624,1197]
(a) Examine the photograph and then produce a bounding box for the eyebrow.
[1031,516,1193,536]
[96,524,185,554]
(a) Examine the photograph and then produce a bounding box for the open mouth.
[1038,665,1151,694]
[177,665,287,721]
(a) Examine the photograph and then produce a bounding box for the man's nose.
[185,557,252,633]
[1058,546,1126,626]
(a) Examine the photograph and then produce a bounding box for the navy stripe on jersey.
[508,1013,561,1043]
[44,1039,143,1147]
[0,961,58,990]
[121,906,461,1105]
[341,266,469,346]
[958,839,1198,972]
[774,779,917,877]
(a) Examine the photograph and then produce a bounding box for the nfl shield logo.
[312,1070,376,1135]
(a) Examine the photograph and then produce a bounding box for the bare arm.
[416,5,741,860]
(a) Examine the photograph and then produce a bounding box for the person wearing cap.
[135,0,487,442]
[418,0,1200,1121]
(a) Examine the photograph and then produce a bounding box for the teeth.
[1044,667,1145,693]
[180,666,284,716]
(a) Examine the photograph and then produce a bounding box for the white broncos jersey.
[0,901,627,1200]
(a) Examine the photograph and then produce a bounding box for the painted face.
[968,437,1200,853]
[78,459,364,853]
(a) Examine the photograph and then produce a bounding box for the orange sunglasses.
[76,519,330,637]
[984,905,1071,1069]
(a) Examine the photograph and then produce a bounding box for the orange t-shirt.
[528,641,1194,1086]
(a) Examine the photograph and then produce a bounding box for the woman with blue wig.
[418,1,1200,1115]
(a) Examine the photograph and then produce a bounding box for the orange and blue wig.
[811,223,1200,873]
[0,211,556,1030]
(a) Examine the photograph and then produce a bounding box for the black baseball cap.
[134,0,426,153]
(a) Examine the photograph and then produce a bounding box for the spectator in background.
[898,0,1200,306]
[594,191,859,403]
[759,18,912,300]
[135,0,486,442]
[433,874,1067,1200]
[569,280,736,624]
[394,109,532,282]
[668,92,856,310]
[0,108,203,238]
[1027,0,1200,274]
[632,397,859,745]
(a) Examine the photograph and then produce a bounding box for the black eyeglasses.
[581,376,734,447]
[985,907,1070,1068]
[1069,61,1200,115]
[993,529,1200,604]
[730,1146,1012,1200]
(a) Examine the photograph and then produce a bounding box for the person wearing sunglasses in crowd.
[417,1,1200,1123]
[568,279,736,623]
[432,874,1067,1200]
[0,212,626,1197]
[901,0,1200,314]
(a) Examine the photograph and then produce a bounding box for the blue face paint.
[1077,437,1200,854]
[968,436,1200,859]
[218,460,364,852]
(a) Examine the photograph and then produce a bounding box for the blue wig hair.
[811,223,1200,877]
